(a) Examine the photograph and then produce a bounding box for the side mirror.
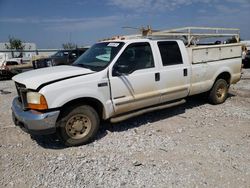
[112,64,130,76]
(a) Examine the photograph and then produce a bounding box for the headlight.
[26,92,48,110]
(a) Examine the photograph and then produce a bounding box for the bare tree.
[5,36,25,58]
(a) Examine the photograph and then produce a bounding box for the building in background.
[0,42,37,59]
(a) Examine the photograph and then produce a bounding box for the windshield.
[73,42,124,71]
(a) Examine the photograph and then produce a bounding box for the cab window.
[114,42,154,75]
[158,41,183,66]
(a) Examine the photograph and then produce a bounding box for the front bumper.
[11,97,60,135]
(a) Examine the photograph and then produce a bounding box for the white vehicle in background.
[12,27,242,146]
[241,40,250,50]
[0,53,22,77]
[0,51,30,64]
[0,52,34,77]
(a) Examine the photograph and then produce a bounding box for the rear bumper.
[11,97,60,135]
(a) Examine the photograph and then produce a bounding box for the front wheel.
[56,105,100,146]
[208,79,229,104]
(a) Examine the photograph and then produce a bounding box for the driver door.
[109,42,161,115]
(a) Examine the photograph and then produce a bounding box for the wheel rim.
[65,114,91,139]
[216,83,226,100]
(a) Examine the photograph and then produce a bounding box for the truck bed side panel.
[188,44,242,96]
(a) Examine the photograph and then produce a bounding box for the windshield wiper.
[73,64,93,70]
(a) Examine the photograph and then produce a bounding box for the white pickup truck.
[12,27,242,146]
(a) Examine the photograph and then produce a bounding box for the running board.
[110,99,186,123]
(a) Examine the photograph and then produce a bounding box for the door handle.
[183,68,188,77]
[155,72,160,81]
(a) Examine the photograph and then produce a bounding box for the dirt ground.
[0,69,250,188]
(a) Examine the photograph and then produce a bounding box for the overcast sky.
[0,0,249,48]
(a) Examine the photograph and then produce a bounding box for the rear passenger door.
[157,41,190,102]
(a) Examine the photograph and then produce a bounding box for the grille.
[15,82,28,109]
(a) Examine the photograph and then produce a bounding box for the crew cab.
[11,29,242,146]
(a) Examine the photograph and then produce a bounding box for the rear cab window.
[157,41,183,66]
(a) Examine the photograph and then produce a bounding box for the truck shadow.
[99,95,206,133]
[32,93,236,149]
[30,134,64,149]
[97,93,236,139]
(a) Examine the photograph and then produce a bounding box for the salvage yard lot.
[0,70,250,187]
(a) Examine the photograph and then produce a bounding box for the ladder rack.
[120,26,240,46]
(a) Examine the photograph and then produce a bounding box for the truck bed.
[187,43,242,64]
[187,43,242,96]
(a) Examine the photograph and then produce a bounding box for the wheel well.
[60,97,104,119]
[215,72,231,84]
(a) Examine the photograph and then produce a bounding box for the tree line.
[5,36,79,50]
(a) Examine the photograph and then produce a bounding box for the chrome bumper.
[11,97,60,135]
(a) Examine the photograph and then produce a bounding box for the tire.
[56,105,100,146]
[208,79,229,104]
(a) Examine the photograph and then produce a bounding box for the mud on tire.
[56,105,100,146]
[208,79,229,104]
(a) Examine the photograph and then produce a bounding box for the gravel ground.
[0,69,250,188]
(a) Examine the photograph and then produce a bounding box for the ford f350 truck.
[12,27,242,146]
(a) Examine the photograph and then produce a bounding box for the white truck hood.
[13,65,94,90]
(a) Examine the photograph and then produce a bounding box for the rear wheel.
[208,79,229,104]
[56,105,100,146]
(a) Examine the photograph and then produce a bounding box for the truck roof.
[100,38,182,44]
